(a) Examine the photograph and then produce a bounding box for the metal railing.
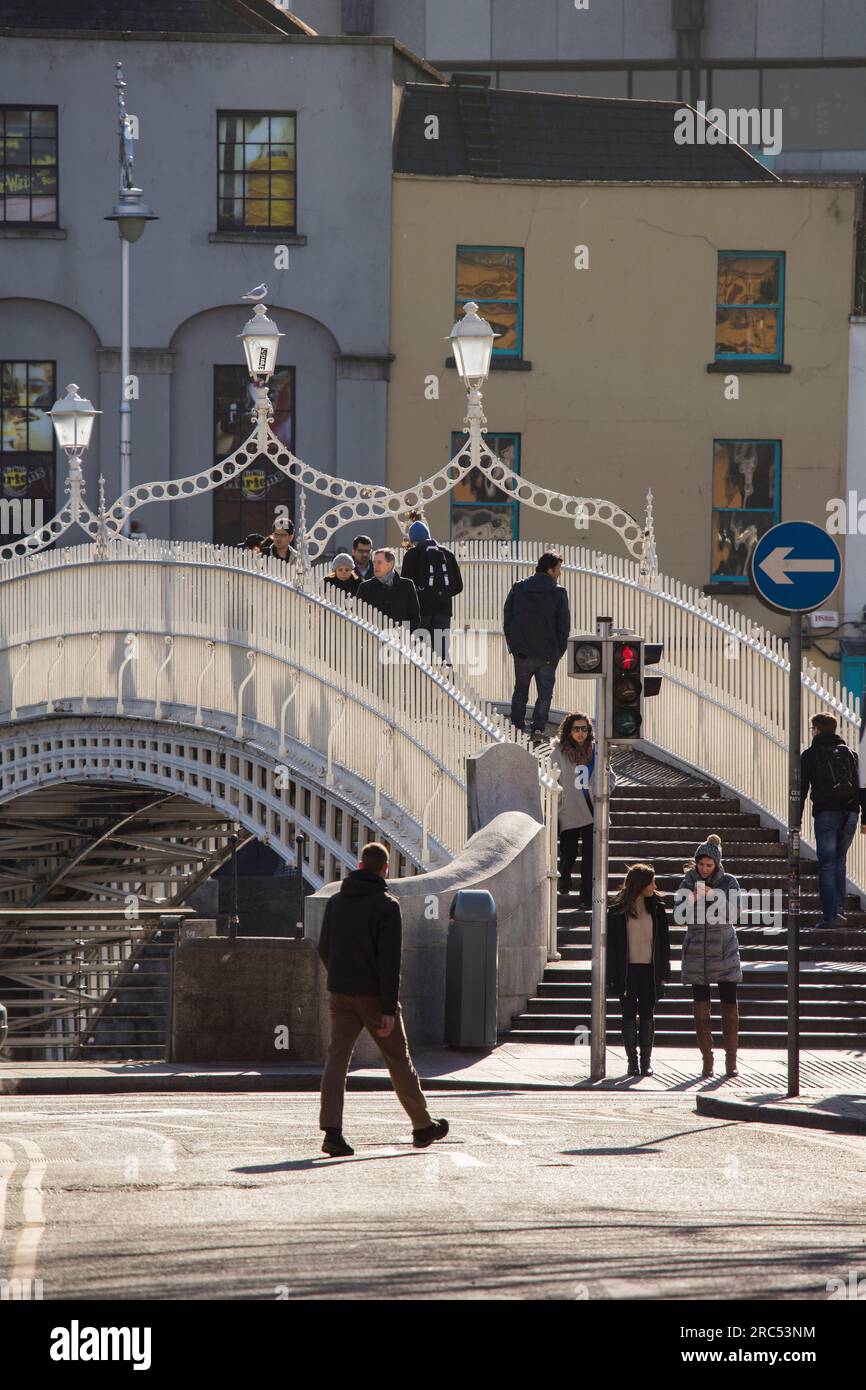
[449,540,865,894]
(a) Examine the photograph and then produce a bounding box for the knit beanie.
[333,552,355,569]
[408,520,431,543]
[693,833,722,869]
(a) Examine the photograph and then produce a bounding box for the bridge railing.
[0,540,557,865]
[449,540,865,895]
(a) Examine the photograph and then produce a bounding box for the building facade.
[291,0,866,176]
[0,2,438,544]
[387,81,860,669]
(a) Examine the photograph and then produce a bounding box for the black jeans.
[510,654,557,733]
[621,963,655,1022]
[692,983,738,1004]
[558,825,593,904]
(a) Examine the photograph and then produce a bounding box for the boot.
[638,1017,654,1076]
[693,1000,714,1079]
[621,1018,640,1076]
[721,1002,739,1078]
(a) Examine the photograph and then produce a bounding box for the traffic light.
[567,636,605,678]
[608,638,643,740]
[643,642,664,698]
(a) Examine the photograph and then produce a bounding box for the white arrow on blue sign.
[751,520,841,613]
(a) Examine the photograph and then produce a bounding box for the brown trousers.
[319,993,433,1131]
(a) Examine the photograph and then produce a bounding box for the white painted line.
[0,1143,15,1251]
[10,1139,47,1283]
[447,1151,485,1168]
[487,1132,521,1146]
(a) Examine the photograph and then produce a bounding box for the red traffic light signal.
[613,642,640,672]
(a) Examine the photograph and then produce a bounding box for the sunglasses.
[573,725,589,732]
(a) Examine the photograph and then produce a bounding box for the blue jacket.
[503,573,570,664]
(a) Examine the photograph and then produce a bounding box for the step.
[527,995,866,1018]
[504,1026,866,1048]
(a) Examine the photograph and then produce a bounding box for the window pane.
[451,432,519,541]
[0,359,55,539]
[502,69,629,98]
[711,509,774,580]
[244,115,269,141]
[715,307,778,357]
[217,112,296,231]
[4,111,28,142]
[763,66,866,152]
[4,136,29,166]
[711,67,760,113]
[269,199,294,226]
[718,255,779,306]
[30,138,56,165]
[631,69,678,100]
[269,115,295,144]
[713,441,776,510]
[214,365,294,544]
[457,248,520,301]
[29,109,56,138]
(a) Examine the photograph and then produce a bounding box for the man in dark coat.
[400,520,463,665]
[799,713,866,926]
[317,841,449,1156]
[351,534,374,583]
[357,548,421,631]
[503,552,571,742]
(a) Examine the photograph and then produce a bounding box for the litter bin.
[445,889,498,1048]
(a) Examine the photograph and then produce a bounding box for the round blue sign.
[751,520,841,613]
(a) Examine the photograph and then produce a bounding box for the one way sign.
[751,520,842,613]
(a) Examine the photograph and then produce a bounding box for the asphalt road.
[1,1091,864,1301]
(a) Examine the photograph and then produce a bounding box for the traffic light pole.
[590,616,613,1082]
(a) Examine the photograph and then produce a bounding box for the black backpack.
[813,743,858,804]
[416,542,452,602]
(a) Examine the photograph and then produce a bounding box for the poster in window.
[712,441,775,510]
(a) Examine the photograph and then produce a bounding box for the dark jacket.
[799,732,866,822]
[354,559,374,583]
[357,573,422,630]
[606,893,671,1001]
[503,572,570,664]
[323,572,360,598]
[317,869,402,1014]
[401,538,464,617]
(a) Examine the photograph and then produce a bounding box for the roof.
[394,83,779,184]
[0,0,316,35]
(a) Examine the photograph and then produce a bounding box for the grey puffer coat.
[676,864,743,985]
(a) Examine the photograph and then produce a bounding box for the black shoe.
[321,1129,354,1157]
[621,1019,640,1077]
[558,878,570,895]
[412,1118,449,1148]
[639,1018,655,1077]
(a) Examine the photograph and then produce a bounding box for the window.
[1,107,58,225]
[0,360,56,541]
[450,431,520,541]
[710,439,780,585]
[715,252,783,362]
[456,247,523,358]
[217,112,296,232]
[763,67,866,152]
[213,365,295,544]
[501,71,629,98]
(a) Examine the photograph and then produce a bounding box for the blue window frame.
[715,252,784,362]
[455,246,524,358]
[450,431,521,541]
[710,439,781,584]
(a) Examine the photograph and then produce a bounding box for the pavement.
[2,1042,865,1134]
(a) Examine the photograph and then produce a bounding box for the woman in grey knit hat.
[676,833,743,1079]
[323,552,361,598]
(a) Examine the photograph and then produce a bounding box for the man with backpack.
[400,520,463,666]
[799,713,866,927]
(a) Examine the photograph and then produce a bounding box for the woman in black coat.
[323,552,361,599]
[606,863,671,1077]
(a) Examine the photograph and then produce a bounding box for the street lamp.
[104,61,158,536]
[238,303,284,383]
[447,300,498,385]
[49,383,101,457]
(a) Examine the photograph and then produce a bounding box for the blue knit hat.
[408,520,431,542]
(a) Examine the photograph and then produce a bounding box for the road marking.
[447,1151,485,1168]
[487,1132,521,1146]
[0,1143,15,1250]
[9,1139,47,1283]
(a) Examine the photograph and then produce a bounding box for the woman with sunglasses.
[551,711,598,907]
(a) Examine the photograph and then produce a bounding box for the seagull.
[241,283,269,302]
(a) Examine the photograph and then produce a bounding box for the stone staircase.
[506,750,866,1048]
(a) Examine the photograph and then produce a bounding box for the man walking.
[799,713,866,927]
[400,519,463,666]
[317,841,449,1156]
[503,552,571,745]
[357,548,421,632]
